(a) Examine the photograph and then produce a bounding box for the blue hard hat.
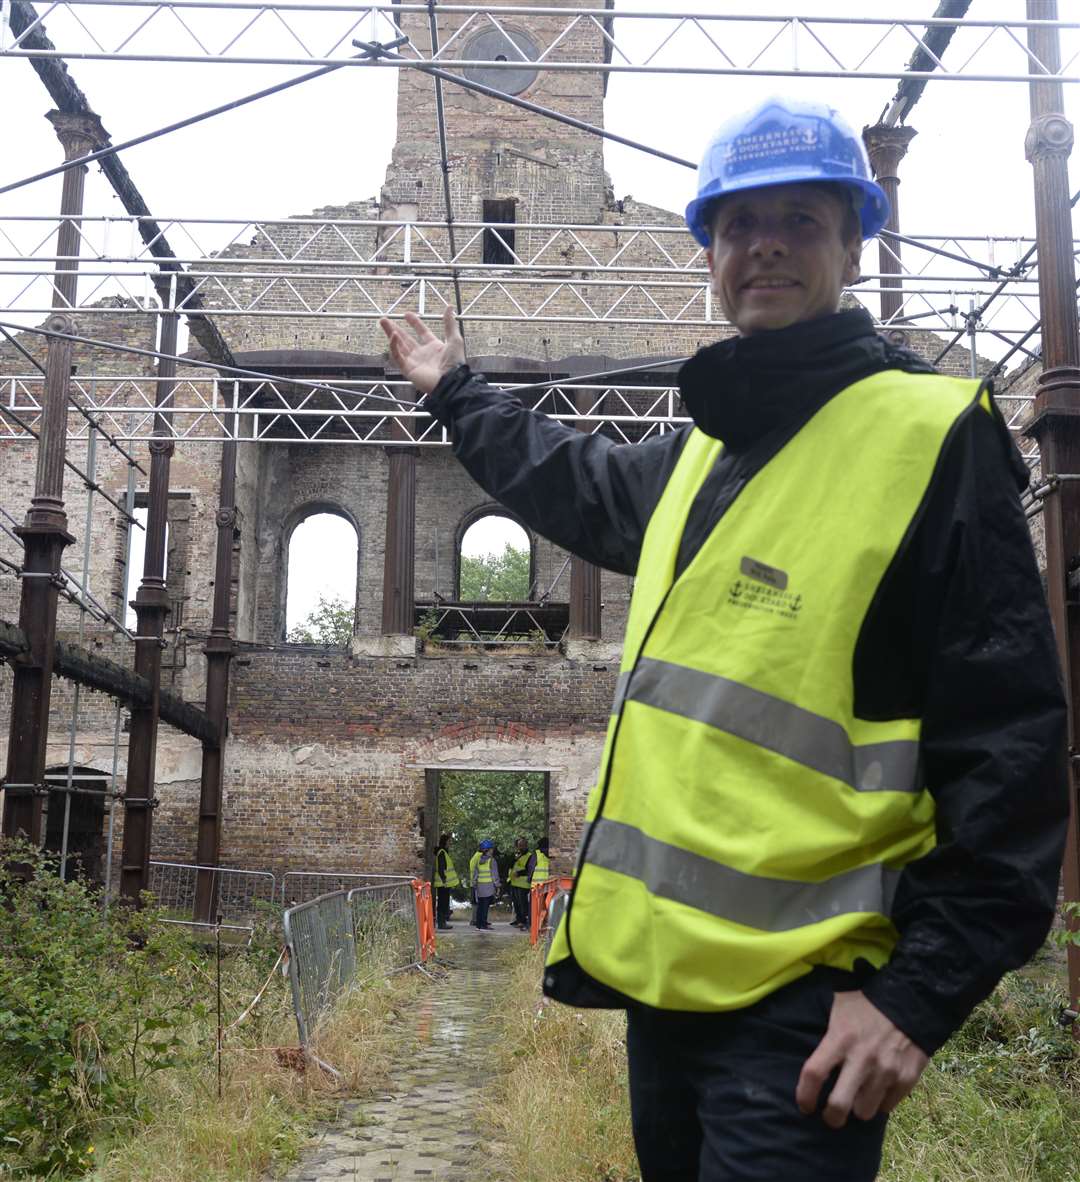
[479,838,494,850]
[685,97,890,247]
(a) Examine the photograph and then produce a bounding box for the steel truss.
[1,4,1078,80]
[0,374,1040,464]
[0,216,1055,346]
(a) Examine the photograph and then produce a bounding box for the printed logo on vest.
[730,557,803,620]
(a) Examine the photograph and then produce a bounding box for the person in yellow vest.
[382,97,1068,1182]
[508,836,531,929]
[432,832,459,931]
[472,838,500,931]
[526,837,551,887]
[467,842,483,928]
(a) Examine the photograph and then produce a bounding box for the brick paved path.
[275,921,521,1182]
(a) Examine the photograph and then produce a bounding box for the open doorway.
[42,766,107,883]
[424,769,549,906]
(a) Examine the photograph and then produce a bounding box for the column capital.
[45,109,110,161]
[861,123,918,181]
[1025,113,1074,163]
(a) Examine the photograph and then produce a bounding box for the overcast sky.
[4,1,1080,627]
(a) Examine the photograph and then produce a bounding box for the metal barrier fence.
[546,889,569,952]
[280,870,410,907]
[283,879,422,1049]
[146,860,277,936]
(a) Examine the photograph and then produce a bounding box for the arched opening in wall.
[424,768,549,925]
[42,766,107,883]
[284,508,359,644]
[458,513,532,602]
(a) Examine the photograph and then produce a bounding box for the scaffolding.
[1,0,1079,1007]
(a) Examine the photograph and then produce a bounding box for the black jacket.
[425,307,1069,1055]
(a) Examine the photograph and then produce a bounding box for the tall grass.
[481,945,638,1182]
[482,943,1080,1182]
[89,959,422,1182]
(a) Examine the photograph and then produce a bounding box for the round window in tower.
[461,27,540,96]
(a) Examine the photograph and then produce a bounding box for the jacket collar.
[677,307,923,451]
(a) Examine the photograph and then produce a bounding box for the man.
[432,832,458,931]
[509,836,531,929]
[382,97,1067,1181]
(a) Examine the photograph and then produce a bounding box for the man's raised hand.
[379,307,465,395]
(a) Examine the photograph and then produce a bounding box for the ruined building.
[0,0,1037,895]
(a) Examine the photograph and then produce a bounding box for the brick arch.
[454,503,535,601]
[280,501,361,641]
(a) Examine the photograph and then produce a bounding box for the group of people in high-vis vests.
[432,833,551,932]
[385,96,1068,1182]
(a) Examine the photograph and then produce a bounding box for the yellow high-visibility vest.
[434,850,460,888]
[510,854,531,888]
[548,371,987,1012]
[532,850,552,884]
[475,855,495,885]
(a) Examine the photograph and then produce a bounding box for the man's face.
[705,183,861,336]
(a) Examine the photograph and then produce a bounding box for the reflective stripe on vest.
[532,851,552,883]
[510,854,531,887]
[549,370,984,1012]
[476,856,495,884]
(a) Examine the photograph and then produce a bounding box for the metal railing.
[280,870,410,907]
[283,879,420,1049]
[146,860,277,936]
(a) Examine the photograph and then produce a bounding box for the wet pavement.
[275,917,524,1182]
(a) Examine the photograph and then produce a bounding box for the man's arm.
[799,398,1069,1126]
[381,310,688,574]
[858,400,1068,1053]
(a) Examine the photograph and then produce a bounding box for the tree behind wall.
[459,542,530,601]
[286,592,354,645]
[439,771,547,889]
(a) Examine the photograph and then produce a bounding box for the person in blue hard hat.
[382,97,1067,1181]
[472,838,500,931]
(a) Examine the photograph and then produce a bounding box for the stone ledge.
[350,634,419,658]
[561,637,624,664]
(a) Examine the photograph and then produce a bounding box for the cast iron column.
[2,110,106,845]
[119,310,176,904]
[381,446,417,635]
[193,427,237,921]
[862,123,918,325]
[1023,0,1080,1014]
[569,389,601,639]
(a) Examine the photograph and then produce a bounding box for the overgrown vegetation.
[0,839,422,1181]
[483,941,1080,1182]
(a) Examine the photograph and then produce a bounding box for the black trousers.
[626,969,888,1182]
[475,894,493,928]
[511,885,529,925]
[435,886,452,926]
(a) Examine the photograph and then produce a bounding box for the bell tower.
[381,0,612,233]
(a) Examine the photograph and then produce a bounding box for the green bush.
[0,840,208,1178]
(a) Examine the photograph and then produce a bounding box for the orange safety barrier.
[411,879,437,962]
[529,876,574,946]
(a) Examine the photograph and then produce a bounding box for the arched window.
[285,509,359,643]
[458,513,532,602]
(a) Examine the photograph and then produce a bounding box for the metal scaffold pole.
[2,110,106,849]
[1023,0,1080,1015]
[119,305,177,904]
